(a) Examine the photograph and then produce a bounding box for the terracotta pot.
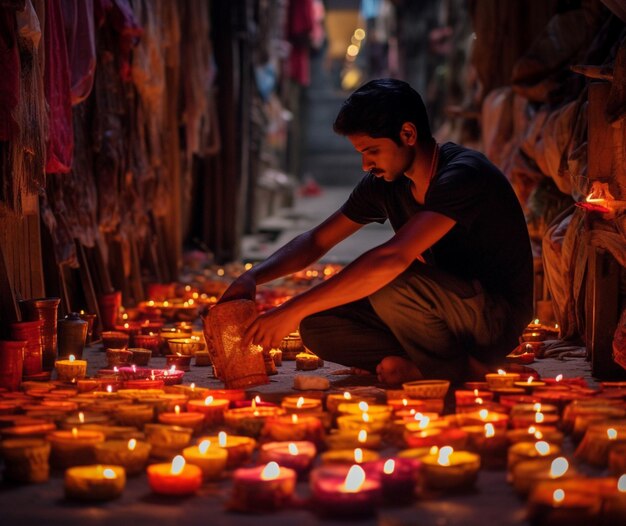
[146,283,175,302]
[101,331,129,350]
[10,320,43,376]
[98,291,122,331]
[18,298,60,371]
[131,333,160,354]
[0,340,26,391]
[78,313,97,344]
[106,348,133,368]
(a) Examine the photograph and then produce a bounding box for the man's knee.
[369,271,435,323]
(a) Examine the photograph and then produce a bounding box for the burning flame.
[358,401,369,412]
[190,383,195,390]
[553,489,565,504]
[555,374,563,382]
[342,465,366,493]
[535,441,550,455]
[528,426,536,434]
[107,385,113,393]
[354,448,363,463]
[475,398,484,405]
[429,446,439,456]
[535,413,545,424]
[128,439,137,451]
[198,440,211,454]
[204,396,214,405]
[497,369,506,375]
[527,376,534,384]
[533,403,542,412]
[402,398,408,407]
[113,366,119,373]
[550,458,569,478]
[170,365,176,373]
[437,446,453,466]
[343,392,351,400]
[132,365,137,372]
[69,355,76,362]
[586,181,614,204]
[361,412,370,423]
[534,431,544,440]
[297,397,305,408]
[170,455,185,475]
[473,389,479,396]
[175,405,181,415]
[292,414,299,424]
[608,428,618,440]
[218,431,227,447]
[357,429,367,443]
[102,468,117,479]
[414,414,430,429]
[288,443,299,455]
[383,459,395,475]
[479,409,489,420]
[255,396,261,404]
[78,412,85,424]
[484,423,495,438]
[72,428,78,438]
[618,474,626,492]
[261,462,280,480]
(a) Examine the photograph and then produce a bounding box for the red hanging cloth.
[44,0,73,174]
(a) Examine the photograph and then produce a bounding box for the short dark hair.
[333,78,432,145]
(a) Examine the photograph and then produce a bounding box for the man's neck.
[405,140,437,199]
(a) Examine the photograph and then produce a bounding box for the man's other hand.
[243,304,300,351]
[217,273,257,304]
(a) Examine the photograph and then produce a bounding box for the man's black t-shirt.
[340,142,533,325]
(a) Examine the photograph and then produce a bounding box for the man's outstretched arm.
[244,210,456,349]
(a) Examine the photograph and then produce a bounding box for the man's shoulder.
[439,142,503,179]
[440,142,489,165]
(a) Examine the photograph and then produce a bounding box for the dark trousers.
[299,262,521,383]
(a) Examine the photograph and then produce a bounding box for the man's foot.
[376,356,423,386]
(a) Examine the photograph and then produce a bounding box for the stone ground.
[0,185,599,525]
[0,339,597,526]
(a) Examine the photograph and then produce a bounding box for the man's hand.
[243,304,302,351]
[217,273,257,304]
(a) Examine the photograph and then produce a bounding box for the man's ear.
[400,122,417,145]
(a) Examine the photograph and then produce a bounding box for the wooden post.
[585,80,625,378]
[585,245,623,378]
